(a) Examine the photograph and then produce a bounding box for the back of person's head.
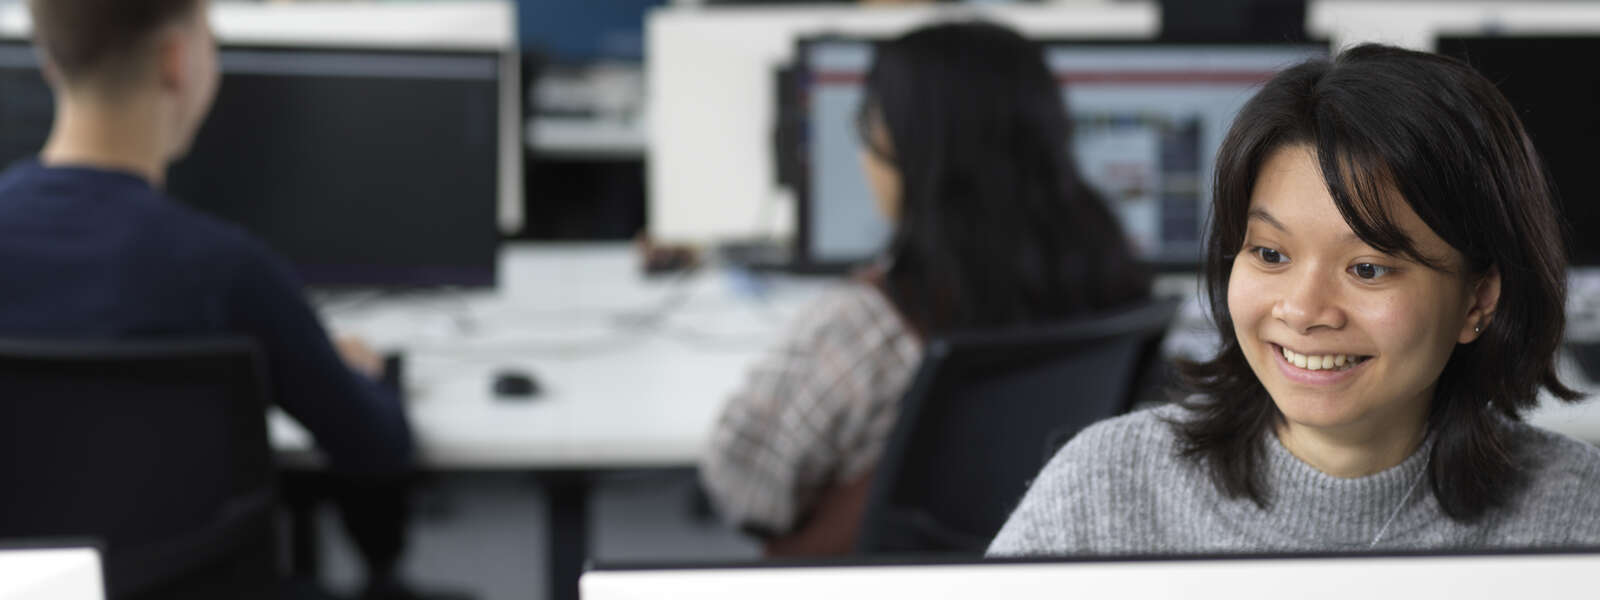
[859,21,1150,336]
[29,0,205,94]
[1179,43,1575,522]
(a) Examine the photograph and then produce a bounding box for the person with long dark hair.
[699,21,1150,554]
[990,44,1600,556]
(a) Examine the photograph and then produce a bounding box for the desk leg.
[542,472,590,600]
[287,502,322,577]
[279,470,326,579]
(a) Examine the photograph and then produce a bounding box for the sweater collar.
[1215,429,1436,548]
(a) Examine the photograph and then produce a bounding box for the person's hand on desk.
[335,335,385,379]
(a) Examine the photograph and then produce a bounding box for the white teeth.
[1279,347,1364,372]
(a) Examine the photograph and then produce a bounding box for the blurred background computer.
[0,41,506,288]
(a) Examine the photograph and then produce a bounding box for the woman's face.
[1227,145,1498,446]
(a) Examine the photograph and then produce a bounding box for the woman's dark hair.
[857,21,1150,336]
[1177,43,1580,522]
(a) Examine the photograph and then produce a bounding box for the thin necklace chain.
[1369,464,1426,548]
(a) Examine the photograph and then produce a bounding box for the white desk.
[272,253,1600,477]
[1527,355,1600,445]
[271,242,828,469]
[270,242,827,600]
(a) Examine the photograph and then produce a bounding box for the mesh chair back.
[857,300,1179,554]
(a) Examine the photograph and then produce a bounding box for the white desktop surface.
[581,553,1600,600]
[1528,354,1600,445]
[0,548,103,600]
[270,243,828,470]
[271,253,1600,471]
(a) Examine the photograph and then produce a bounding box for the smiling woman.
[988,44,1600,557]
[1184,44,1576,521]
[1228,145,1499,481]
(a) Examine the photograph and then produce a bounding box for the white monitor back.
[0,546,104,600]
[583,552,1600,600]
[1310,1,1600,51]
[646,3,1158,244]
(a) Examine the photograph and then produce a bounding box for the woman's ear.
[1460,266,1501,343]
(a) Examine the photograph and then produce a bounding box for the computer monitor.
[583,551,1600,600]
[784,38,1327,272]
[0,41,501,288]
[0,43,53,169]
[1434,35,1600,267]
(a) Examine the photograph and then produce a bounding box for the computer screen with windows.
[0,42,501,287]
[1435,35,1600,267]
[784,38,1327,271]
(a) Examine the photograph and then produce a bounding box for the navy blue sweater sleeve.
[223,243,415,476]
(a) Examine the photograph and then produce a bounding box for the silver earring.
[1474,325,1483,334]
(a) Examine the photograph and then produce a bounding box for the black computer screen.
[0,42,502,287]
[0,44,53,169]
[1437,36,1600,266]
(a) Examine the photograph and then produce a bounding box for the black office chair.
[0,337,279,600]
[856,299,1180,554]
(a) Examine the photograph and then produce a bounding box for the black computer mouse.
[492,369,541,399]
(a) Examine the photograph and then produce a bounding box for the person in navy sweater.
[0,1,432,598]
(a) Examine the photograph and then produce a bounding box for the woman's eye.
[1254,247,1286,264]
[1351,263,1394,280]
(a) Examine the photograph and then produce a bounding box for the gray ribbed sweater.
[989,404,1600,556]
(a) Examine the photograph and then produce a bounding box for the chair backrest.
[0,337,278,599]
[856,299,1180,554]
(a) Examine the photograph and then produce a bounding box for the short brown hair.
[29,0,201,85]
